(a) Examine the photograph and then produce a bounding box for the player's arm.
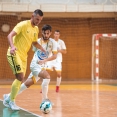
[58,40,67,54]
[58,49,67,54]
[38,51,57,65]
[32,41,45,52]
[46,51,57,61]
[7,30,17,55]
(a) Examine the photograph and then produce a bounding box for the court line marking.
[0,99,42,117]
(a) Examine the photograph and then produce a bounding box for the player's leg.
[9,73,23,110]
[39,70,55,106]
[18,72,40,94]
[29,61,51,100]
[55,71,61,92]
[55,62,62,92]
[6,73,40,100]
[3,55,25,110]
[40,61,53,93]
[11,56,27,99]
[16,58,42,94]
[38,70,50,100]
[3,74,22,110]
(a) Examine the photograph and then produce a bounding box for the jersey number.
[16,65,21,71]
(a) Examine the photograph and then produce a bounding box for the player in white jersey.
[46,30,67,92]
[3,24,57,107]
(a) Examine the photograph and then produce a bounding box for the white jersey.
[32,38,57,63]
[55,39,66,62]
[28,38,57,82]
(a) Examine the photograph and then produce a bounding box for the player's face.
[42,30,52,40]
[54,32,60,39]
[32,14,43,26]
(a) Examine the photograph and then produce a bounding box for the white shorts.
[46,60,62,71]
[28,72,40,83]
[28,61,47,82]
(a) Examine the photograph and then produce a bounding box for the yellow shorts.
[7,54,27,75]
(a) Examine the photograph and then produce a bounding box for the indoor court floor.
[0,81,117,117]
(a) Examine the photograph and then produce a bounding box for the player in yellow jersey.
[3,9,44,110]
[3,24,57,110]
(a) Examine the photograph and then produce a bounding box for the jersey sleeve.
[13,21,24,35]
[52,40,58,53]
[32,38,40,52]
[61,40,66,49]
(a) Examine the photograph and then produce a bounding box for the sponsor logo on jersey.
[37,50,49,60]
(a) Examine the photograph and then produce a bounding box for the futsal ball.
[40,101,52,114]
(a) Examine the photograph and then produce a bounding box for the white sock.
[41,79,50,100]
[56,77,61,86]
[18,83,27,94]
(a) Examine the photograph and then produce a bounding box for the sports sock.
[41,79,50,100]
[18,83,27,94]
[6,83,27,98]
[56,77,61,86]
[10,79,21,101]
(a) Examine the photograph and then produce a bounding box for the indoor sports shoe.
[3,94,10,108]
[9,101,20,111]
[56,86,59,92]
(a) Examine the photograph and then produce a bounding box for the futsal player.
[4,24,57,109]
[3,9,44,110]
[46,30,67,92]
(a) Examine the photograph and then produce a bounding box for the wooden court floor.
[0,81,117,117]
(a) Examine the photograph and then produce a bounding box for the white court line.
[96,82,99,117]
[92,82,99,117]
[0,99,42,117]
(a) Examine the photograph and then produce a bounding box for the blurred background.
[0,0,117,82]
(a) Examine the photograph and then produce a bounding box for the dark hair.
[42,24,52,32]
[55,30,60,33]
[34,9,43,16]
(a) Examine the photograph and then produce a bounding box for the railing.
[0,0,117,12]
[0,0,117,5]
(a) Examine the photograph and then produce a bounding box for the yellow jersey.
[7,20,39,61]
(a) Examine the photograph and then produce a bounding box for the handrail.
[0,0,114,5]
[0,0,117,12]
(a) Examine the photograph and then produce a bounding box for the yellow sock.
[10,79,21,101]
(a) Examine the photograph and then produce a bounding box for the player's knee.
[40,70,50,79]
[57,73,61,78]
[15,73,24,81]
[46,73,50,79]
[43,74,50,79]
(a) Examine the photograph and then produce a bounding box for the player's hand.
[38,59,46,65]
[41,47,46,52]
[10,46,17,55]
